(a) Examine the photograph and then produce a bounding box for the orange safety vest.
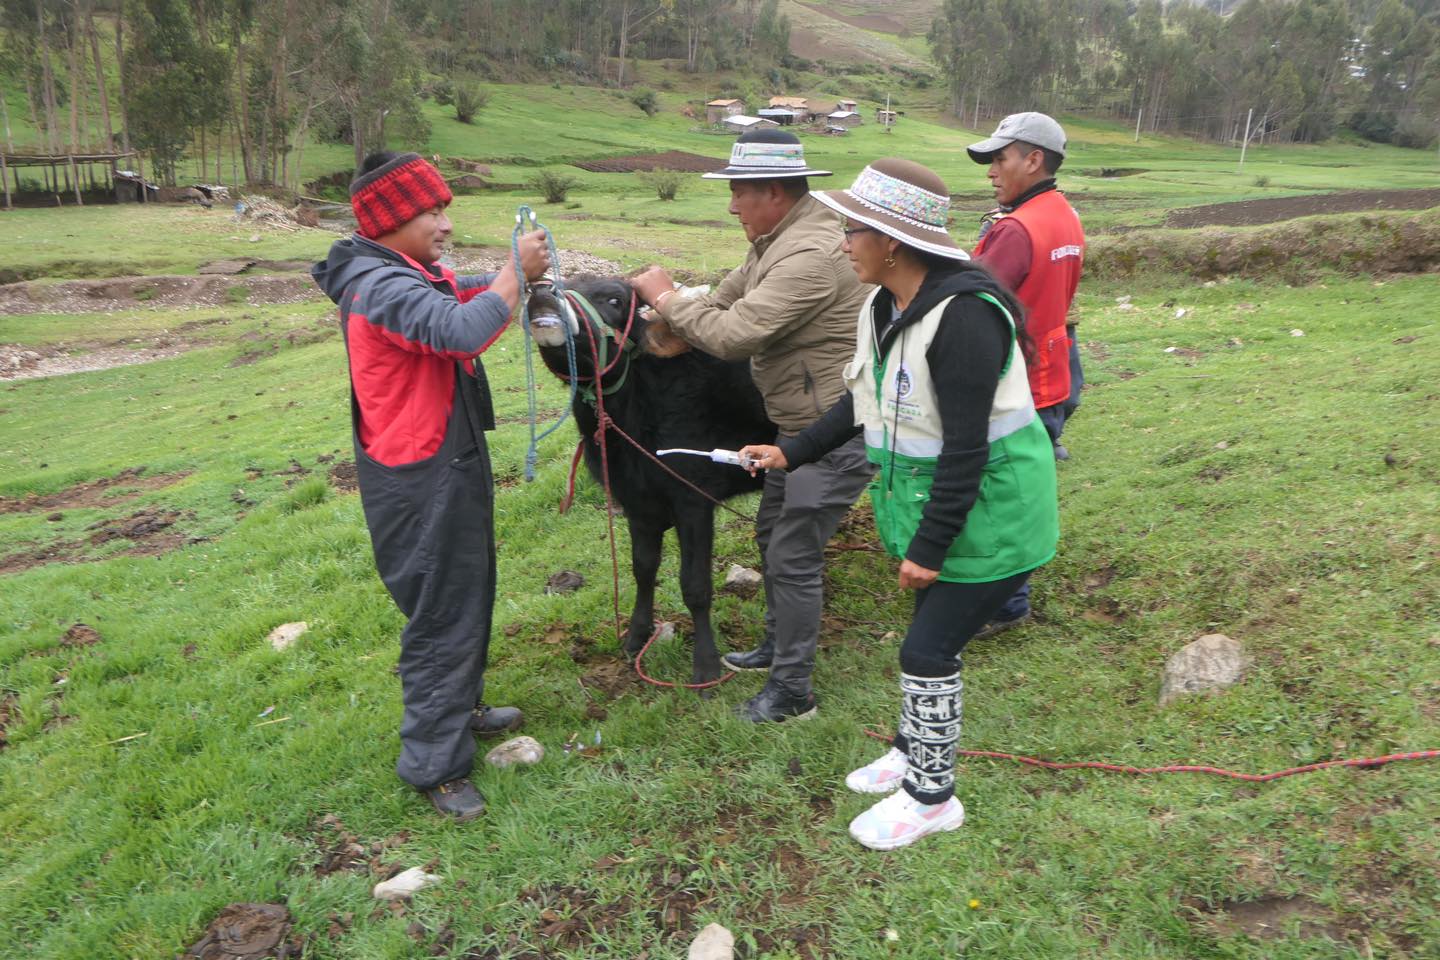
[974,190,1084,409]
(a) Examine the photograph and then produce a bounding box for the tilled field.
[1163,187,1440,228]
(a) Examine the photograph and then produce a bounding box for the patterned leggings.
[892,571,1031,804]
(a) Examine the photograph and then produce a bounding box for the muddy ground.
[572,151,727,174]
[0,273,319,317]
[1163,187,1440,229]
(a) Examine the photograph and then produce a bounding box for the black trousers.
[896,570,1032,679]
[355,385,497,791]
[891,571,1030,803]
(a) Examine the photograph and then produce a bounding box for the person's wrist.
[652,288,677,310]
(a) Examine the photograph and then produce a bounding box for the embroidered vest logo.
[894,362,914,400]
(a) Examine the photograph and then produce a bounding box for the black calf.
[533,278,774,684]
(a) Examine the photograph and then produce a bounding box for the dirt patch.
[1165,187,1440,229]
[87,508,181,546]
[0,342,210,381]
[573,151,726,174]
[327,460,359,493]
[1,508,194,575]
[0,467,188,514]
[61,623,102,648]
[181,902,304,960]
[310,813,411,879]
[472,856,715,959]
[445,248,622,279]
[0,274,319,316]
[1195,895,1345,942]
[578,655,642,699]
[798,2,905,33]
[0,692,18,749]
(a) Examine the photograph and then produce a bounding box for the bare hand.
[514,229,551,281]
[630,265,676,307]
[898,559,939,591]
[738,444,786,476]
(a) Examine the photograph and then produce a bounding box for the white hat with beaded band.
[702,128,832,180]
[811,157,969,261]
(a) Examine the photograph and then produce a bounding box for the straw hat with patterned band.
[701,128,832,180]
[811,157,968,261]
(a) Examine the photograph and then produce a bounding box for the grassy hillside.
[2,96,1439,959]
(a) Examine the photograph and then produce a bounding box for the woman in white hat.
[740,158,1059,850]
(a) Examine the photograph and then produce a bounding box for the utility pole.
[1134,108,1143,143]
[1238,107,1254,169]
[884,93,892,134]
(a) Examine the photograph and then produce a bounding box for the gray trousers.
[756,433,873,695]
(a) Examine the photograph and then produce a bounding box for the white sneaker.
[848,790,965,851]
[844,748,909,794]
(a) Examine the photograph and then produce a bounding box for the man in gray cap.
[967,112,1085,637]
[629,128,873,723]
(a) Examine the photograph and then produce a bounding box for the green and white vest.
[843,289,1059,582]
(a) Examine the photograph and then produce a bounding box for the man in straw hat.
[738,157,1057,848]
[312,151,550,821]
[966,111,1086,639]
[630,128,873,723]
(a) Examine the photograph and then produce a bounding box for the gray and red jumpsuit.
[313,235,512,789]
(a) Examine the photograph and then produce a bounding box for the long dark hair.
[917,252,1034,363]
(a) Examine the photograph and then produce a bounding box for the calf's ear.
[641,317,693,358]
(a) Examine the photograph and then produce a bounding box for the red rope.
[862,727,1440,782]
[633,622,737,690]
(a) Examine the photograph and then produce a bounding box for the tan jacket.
[657,193,871,435]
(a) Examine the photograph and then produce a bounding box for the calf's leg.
[624,517,665,656]
[674,504,723,684]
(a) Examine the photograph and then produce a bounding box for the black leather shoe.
[423,778,486,821]
[723,640,774,672]
[738,680,817,723]
[470,704,523,737]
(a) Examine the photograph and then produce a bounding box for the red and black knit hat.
[349,153,453,239]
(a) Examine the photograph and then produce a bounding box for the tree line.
[0,0,791,187]
[930,0,1440,147]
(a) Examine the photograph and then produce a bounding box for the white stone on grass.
[267,622,308,652]
[373,867,440,901]
[1159,633,1249,706]
[688,923,735,960]
[485,736,545,768]
[723,564,763,596]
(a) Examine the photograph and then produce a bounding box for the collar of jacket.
[871,264,1013,354]
[751,192,820,256]
[351,234,453,283]
[1000,178,1058,214]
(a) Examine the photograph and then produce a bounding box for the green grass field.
[2,78,1439,960]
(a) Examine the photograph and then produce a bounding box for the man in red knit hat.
[967,113,1085,637]
[312,152,550,820]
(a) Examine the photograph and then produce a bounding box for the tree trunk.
[234,39,254,182]
[36,0,61,153]
[66,15,84,151]
[617,3,630,86]
[86,10,114,150]
[115,14,130,153]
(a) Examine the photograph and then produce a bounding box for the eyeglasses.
[841,225,876,238]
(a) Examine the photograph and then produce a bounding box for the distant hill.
[783,0,941,70]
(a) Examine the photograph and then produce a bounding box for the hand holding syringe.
[657,448,762,471]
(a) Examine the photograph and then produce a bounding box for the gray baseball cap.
[967,112,1068,163]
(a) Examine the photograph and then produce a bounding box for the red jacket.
[313,236,512,465]
[974,189,1084,409]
